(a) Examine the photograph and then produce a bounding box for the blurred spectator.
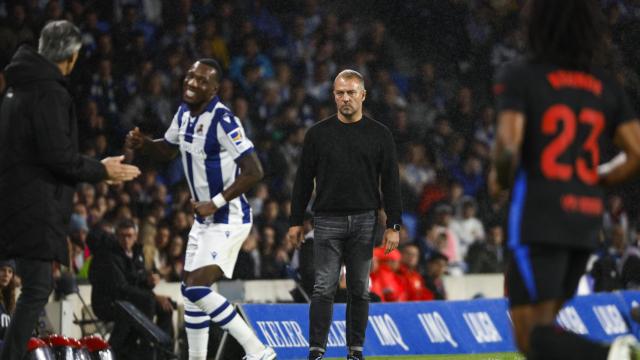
[121,72,172,136]
[151,223,172,279]
[370,248,407,302]
[259,226,286,278]
[0,4,35,66]
[254,198,288,243]
[234,228,261,280]
[69,214,91,277]
[433,204,460,266]
[88,220,174,356]
[603,195,629,235]
[465,224,504,274]
[397,245,434,301]
[0,260,16,339]
[423,251,448,300]
[229,36,274,85]
[165,234,185,282]
[451,197,485,260]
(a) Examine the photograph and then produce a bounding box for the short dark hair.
[116,218,136,232]
[38,20,82,63]
[197,58,223,83]
[427,251,449,263]
[524,0,608,69]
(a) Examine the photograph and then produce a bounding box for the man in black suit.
[0,20,140,359]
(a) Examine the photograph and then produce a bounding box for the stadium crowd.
[1,0,640,303]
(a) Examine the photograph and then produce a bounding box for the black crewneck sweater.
[290,115,402,228]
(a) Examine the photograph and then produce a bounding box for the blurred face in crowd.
[169,236,184,258]
[611,225,627,252]
[463,203,476,219]
[183,62,219,107]
[156,226,171,249]
[488,226,503,246]
[0,266,13,288]
[333,75,366,121]
[117,226,137,253]
[427,258,447,278]
[401,245,420,269]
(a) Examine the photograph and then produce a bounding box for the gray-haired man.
[0,21,140,359]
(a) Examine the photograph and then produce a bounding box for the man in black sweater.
[288,69,402,360]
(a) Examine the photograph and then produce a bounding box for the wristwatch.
[390,224,401,232]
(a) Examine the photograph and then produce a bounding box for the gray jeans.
[309,211,376,353]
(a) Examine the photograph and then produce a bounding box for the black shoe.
[308,350,324,360]
[347,351,364,360]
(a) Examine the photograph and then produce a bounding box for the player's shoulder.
[210,101,237,125]
[495,58,532,80]
[589,66,623,93]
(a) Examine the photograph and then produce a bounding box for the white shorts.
[184,221,252,277]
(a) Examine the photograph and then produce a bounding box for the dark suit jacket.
[0,45,106,264]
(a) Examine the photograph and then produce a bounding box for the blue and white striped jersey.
[164,96,254,224]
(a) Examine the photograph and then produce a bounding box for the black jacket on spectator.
[465,241,504,273]
[87,228,154,321]
[0,45,106,264]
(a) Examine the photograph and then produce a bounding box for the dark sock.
[528,325,610,360]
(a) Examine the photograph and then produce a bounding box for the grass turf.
[325,353,525,360]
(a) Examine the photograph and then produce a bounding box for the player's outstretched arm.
[125,127,179,162]
[490,110,525,193]
[599,120,640,186]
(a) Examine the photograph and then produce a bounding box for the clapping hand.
[102,155,140,184]
[125,127,146,150]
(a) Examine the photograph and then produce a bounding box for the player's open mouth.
[185,89,196,97]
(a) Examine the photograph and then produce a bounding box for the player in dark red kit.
[491,0,640,359]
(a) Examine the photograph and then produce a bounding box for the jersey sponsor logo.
[560,194,603,216]
[547,70,603,96]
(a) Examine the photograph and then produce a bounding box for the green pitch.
[326,353,524,360]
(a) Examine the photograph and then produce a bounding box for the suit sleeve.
[290,129,316,226]
[32,91,106,182]
[380,128,402,228]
